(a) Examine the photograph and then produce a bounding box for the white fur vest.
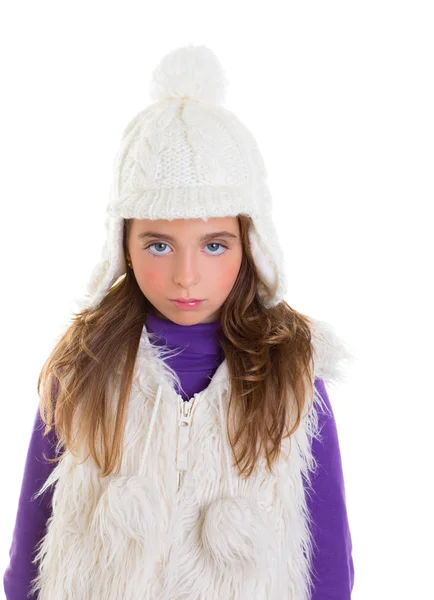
[29,317,353,600]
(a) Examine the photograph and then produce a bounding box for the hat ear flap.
[248,216,284,309]
[74,214,126,312]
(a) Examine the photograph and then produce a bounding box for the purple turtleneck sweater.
[3,313,354,599]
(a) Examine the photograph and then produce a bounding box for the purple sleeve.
[308,378,355,599]
[3,405,58,599]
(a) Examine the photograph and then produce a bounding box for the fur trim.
[309,317,356,385]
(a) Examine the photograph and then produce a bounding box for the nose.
[172,248,200,288]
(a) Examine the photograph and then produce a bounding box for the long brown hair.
[38,214,315,479]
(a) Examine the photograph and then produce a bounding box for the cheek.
[144,269,159,282]
[214,261,241,289]
[139,265,166,288]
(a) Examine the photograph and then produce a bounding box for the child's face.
[127,216,243,324]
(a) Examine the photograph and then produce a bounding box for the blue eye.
[205,242,227,255]
[145,242,228,256]
[145,242,170,256]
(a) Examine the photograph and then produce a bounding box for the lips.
[170,299,204,309]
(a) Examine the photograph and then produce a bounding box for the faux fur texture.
[29,317,353,599]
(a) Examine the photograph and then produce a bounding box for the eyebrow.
[137,230,238,243]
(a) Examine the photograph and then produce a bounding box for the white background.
[1,1,433,598]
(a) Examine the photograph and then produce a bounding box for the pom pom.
[150,44,228,106]
[91,475,162,567]
[201,497,275,576]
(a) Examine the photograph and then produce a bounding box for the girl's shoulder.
[308,316,356,386]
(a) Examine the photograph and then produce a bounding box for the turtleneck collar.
[145,312,222,355]
[144,312,225,401]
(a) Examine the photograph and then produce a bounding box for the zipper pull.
[176,393,200,488]
[182,400,193,420]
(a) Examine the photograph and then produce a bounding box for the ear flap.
[74,213,126,312]
[248,213,287,308]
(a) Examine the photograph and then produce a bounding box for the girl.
[3,45,355,599]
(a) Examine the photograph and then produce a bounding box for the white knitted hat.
[77,44,288,311]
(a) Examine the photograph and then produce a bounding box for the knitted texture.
[76,44,288,312]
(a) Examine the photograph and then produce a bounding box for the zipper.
[176,392,200,491]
